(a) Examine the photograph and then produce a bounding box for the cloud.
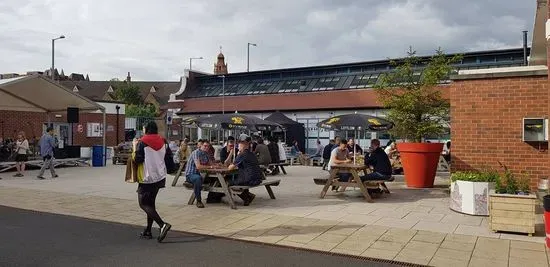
[0,0,536,80]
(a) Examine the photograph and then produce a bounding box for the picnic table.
[187,166,280,209]
[319,163,390,203]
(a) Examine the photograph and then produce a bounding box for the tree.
[113,82,142,105]
[126,104,157,118]
[374,47,461,142]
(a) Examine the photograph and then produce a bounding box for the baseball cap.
[238,133,252,143]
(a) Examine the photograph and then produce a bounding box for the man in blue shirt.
[37,127,58,179]
[184,140,212,208]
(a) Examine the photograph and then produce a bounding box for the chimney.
[523,31,529,66]
[126,72,131,82]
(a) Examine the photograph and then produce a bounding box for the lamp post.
[51,35,65,80]
[218,75,225,114]
[189,57,203,70]
[115,105,120,145]
[247,42,257,72]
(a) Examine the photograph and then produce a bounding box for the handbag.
[164,145,177,174]
[125,157,138,183]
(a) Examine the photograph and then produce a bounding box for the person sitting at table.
[225,134,263,206]
[267,136,280,175]
[328,139,352,190]
[220,136,237,163]
[347,138,363,155]
[254,137,272,167]
[361,139,393,181]
[322,139,335,170]
[184,140,212,208]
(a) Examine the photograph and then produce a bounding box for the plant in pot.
[374,47,461,188]
[489,161,536,235]
[450,169,498,216]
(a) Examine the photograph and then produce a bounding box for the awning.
[0,75,104,112]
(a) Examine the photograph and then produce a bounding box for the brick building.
[449,0,550,190]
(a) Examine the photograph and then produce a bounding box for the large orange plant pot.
[396,142,444,188]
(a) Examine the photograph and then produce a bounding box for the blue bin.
[92,145,105,167]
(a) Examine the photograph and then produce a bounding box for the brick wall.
[450,75,549,190]
[0,110,124,147]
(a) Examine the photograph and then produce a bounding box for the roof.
[0,75,103,112]
[265,111,302,125]
[170,86,450,114]
[59,80,180,105]
[177,48,529,99]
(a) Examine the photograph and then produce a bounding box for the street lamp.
[115,105,120,145]
[247,42,257,72]
[51,35,65,80]
[189,57,203,70]
[218,75,225,114]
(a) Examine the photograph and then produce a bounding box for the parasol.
[317,113,394,164]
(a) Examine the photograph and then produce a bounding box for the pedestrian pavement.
[0,164,549,266]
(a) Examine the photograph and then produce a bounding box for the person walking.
[14,132,29,177]
[133,121,172,242]
[37,127,58,179]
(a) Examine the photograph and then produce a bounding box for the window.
[278,80,302,93]
[349,74,378,89]
[312,77,340,90]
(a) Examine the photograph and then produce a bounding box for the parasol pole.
[353,129,357,164]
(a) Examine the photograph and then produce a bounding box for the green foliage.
[126,104,157,118]
[113,82,142,106]
[517,172,531,193]
[374,47,462,142]
[451,170,499,183]
[495,161,531,195]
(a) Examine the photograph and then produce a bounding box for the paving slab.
[1,164,549,266]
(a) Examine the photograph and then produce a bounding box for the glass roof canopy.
[188,48,529,98]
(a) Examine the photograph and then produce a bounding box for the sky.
[0,0,536,81]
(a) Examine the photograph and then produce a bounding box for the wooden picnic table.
[187,166,280,209]
[186,167,239,209]
[320,163,375,203]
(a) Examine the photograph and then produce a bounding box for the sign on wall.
[86,123,103,137]
[107,125,114,132]
[77,124,84,133]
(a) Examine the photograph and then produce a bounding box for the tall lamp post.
[218,75,225,114]
[189,57,203,70]
[51,35,66,80]
[247,42,257,72]
[115,105,120,145]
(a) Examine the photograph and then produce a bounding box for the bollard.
[544,195,550,248]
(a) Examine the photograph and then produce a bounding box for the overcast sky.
[0,0,535,81]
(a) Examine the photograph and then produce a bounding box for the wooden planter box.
[489,191,536,236]
[450,181,494,216]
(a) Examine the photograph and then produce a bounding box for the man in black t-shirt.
[228,134,263,206]
[361,139,392,181]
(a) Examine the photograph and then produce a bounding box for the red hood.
[141,134,165,151]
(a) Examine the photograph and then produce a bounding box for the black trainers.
[139,231,152,240]
[243,193,256,206]
[37,176,45,180]
[53,175,58,178]
[196,201,205,208]
[157,223,171,243]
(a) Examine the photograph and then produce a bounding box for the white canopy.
[0,75,107,160]
[0,75,103,112]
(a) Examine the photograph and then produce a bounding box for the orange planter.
[397,142,444,188]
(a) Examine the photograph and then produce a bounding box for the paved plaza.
[0,164,549,266]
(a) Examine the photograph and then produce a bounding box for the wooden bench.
[267,162,289,175]
[230,179,281,200]
[314,176,393,194]
[311,157,322,166]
